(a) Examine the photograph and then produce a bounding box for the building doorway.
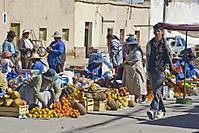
[10,23,20,49]
[135,30,140,44]
[84,22,92,58]
[120,29,125,43]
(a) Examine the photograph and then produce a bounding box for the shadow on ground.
[140,105,199,130]
[61,107,147,133]
[61,98,199,133]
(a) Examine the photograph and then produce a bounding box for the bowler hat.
[7,30,16,37]
[126,36,138,45]
[42,69,57,81]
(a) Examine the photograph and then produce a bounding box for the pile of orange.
[52,97,80,118]
[27,107,63,118]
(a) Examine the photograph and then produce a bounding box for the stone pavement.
[0,96,199,133]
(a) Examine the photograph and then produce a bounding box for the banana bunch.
[181,82,196,89]
[89,83,101,92]
[165,73,176,79]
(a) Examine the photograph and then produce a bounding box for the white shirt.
[24,39,33,50]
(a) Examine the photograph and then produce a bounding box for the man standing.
[47,31,66,73]
[2,30,19,71]
[146,24,172,120]
[18,29,34,69]
[106,34,123,77]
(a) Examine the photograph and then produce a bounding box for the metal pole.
[183,31,188,99]
[4,0,6,12]
[163,0,166,23]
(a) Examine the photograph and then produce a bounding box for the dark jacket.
[146,38,172,75]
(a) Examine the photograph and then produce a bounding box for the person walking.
[123,36,147,104]
[46,31,66,73]
[18,29,35,69]
[146,24,172,120]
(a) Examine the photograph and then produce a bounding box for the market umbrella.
[156,22,199,104]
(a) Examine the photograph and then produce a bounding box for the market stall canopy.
[156,23,199,38]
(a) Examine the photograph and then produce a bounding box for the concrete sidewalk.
[65,56,88,67]
[0,96,198,133]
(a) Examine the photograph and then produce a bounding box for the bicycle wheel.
[37,46,47,57]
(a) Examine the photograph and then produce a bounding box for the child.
[1,51,15,75]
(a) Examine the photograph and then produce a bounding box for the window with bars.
[62,29,69,41]
[39,28,47,41]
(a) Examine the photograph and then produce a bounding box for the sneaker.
[139,99,147,104]
[156,111,165,118]
[147,110,155,120]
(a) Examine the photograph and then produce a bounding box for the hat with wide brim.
[126,36,138,45]
[22,29,30,34]
[42,69,57,81]
[31,53,43,59]
[52,31,62,38]
[89,53,105,64]
[2,51,12,58]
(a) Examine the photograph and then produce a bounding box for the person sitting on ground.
[30,53,47,74]
[1,51,15,75]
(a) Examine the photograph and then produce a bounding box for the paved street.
[0,96,199,133]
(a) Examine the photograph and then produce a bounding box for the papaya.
[4,99,13,107]
[93,93,106,101]
[107,100,118,110]
[0,99,4,106]
[11,91,20,99]
[85,93,93,99]
[128,100,135,107]
[72,101,87,115]
[3,94,10,99]
[12,98,27,107]
[6,88,14,95]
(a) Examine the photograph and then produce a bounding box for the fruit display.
[27,96,81,119]
[0,88,27,107]
[104,87,129,110]
[147,84,153,101]
[27,107,59,119]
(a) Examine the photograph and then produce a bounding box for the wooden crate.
[79,99,94,112]
[94,100,107,111]
[193,60,199,68]
[0,105,29,119]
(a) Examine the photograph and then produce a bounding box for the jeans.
[149,73,166,112]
